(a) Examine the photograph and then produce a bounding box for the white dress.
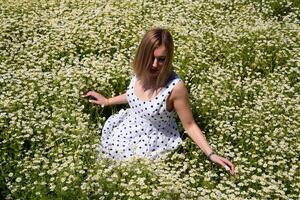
[99,74,183,160]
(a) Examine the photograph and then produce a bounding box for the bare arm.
[170,81,236,175]
[82,91,128,106]
[171,81,214,156]
[107,93,128,106]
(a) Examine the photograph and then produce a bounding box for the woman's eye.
[158,58,165,62]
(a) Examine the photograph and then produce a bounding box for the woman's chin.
[148,72,159,79]
[149,69,160,76]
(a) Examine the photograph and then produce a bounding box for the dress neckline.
[133,77,165,102]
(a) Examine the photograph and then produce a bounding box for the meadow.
[0,0,299,199]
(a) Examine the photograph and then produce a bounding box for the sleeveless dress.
[98,74,183,160]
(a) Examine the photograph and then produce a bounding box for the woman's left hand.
[209,154,236,176]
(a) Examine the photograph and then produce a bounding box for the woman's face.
[148,45,167,77]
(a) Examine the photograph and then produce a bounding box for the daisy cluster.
[0,0,299,199]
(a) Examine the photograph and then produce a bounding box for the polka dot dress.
[99,74,183,160]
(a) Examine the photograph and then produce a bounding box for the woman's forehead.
[153,45,167,57]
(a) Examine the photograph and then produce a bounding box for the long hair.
[132,27,174,87]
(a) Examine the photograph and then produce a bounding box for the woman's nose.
[152,58,158,68]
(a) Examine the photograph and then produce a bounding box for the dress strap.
[161,75,181,99]
[126,75,136,102]
[128,75,136,91]
[165,75,181,91]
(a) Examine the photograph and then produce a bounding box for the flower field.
[0,0,299,199]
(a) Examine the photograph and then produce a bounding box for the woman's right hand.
[82,91,109,107]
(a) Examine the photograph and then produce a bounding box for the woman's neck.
[137,71,174,91]
[139,76,159,92]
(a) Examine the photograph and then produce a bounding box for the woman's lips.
[150,68,160,73]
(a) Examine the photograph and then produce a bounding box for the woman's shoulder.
[167,73,187,97]
[166,71,180,84]
[172,79,186,92]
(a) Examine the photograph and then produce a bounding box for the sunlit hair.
[133,27,174,87]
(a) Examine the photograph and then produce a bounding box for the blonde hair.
[132,27,174,87]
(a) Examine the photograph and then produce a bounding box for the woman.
[83,27,236,175]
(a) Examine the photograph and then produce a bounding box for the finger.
[89,99,98,104]
[212,155,225,167]
[221,158,234,169]
[220,158,235,175]
[224,165,230,171]
[83,91,95,98]
[218,161,232,174]
[82,92,90,97]
[226,164,235,175]
[222,163,234,175]
[231,165,236,175]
